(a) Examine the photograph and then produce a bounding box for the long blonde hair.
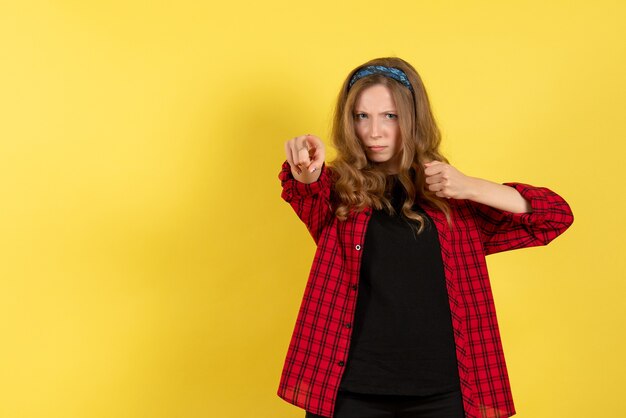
[329,57,451,233]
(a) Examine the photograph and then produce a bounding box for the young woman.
[278,57,573,418]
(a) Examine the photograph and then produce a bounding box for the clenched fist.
[424,160,476,200]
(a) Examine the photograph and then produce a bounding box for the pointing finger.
[284,140,298,174]
[297,146,310,167]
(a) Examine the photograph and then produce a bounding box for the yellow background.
[1,1,624,417]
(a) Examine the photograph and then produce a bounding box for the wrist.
[291,164,323,184]
[465,176,484,201]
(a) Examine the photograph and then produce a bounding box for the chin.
[370,160,392,168]
[367,155,390,163]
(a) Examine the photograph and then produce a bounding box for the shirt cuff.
[502,182,551,225]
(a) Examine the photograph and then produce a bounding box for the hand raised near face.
[284,134,326,183]
[423,161,476,200]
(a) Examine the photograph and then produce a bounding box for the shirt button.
[338,361,345,367]
[355,244,361,250]
[351,284,357,291]
[345,323,351,329]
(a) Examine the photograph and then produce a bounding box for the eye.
[385,113,398,120]
[354,113,368,120]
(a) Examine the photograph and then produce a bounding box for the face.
[353,84,402,172]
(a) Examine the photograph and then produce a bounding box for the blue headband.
[348,65,414,92]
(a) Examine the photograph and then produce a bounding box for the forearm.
[279,160,333,243]
[466,177,532,214]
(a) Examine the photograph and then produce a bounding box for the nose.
[370,118,382,139]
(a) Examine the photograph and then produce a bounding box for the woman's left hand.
[425,160,532,212]
[424,161,476,200]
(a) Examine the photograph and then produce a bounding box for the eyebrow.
[354,109,397,113]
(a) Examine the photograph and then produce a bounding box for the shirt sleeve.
[278,160,333,244]
[467,182,574,255]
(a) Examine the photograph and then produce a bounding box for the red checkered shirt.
[277,161,574,418]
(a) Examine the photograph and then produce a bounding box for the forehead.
[354,84,396,110]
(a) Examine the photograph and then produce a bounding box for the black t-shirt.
[338,182,460,395]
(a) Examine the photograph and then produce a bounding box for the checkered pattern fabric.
[277,161,574,418]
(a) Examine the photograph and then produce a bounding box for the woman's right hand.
[284,134,325,184]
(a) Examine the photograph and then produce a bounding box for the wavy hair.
[328,57,451,232]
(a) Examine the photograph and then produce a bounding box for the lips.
[368,146,387,152]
